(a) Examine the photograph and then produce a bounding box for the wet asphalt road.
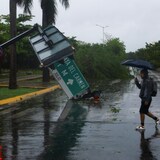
[0,78,160,160]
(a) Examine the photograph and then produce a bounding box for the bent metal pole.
[0,24,39,49]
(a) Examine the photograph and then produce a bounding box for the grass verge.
[0,88,39,100]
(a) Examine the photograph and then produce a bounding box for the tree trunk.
[9,0,17,89]
[42,9,50,82]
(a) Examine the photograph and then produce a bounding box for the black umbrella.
[121,59,154,70]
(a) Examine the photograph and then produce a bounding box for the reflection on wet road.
[0,79,160,159]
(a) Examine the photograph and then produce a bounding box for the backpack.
[150,78,157,97]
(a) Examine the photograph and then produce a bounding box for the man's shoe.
[155,119,159,125]
[136,125,145,130]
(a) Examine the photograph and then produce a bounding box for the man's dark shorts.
[139,99,152,114]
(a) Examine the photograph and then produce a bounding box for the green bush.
[73,39,129,80]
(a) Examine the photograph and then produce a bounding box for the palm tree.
[40,0,70,82]
[40,0,69,27]
[9,0,17,89]
[9,0,33,89]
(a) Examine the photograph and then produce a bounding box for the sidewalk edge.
[0,85,60,106]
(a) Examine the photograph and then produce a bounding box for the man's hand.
[135,77,138,83]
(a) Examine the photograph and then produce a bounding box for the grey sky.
[1,0,160,52]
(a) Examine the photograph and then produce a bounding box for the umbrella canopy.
[121,59,154,70]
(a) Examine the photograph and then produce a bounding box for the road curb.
[0,85,60,106]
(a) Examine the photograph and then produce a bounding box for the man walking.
[135,69,159,130]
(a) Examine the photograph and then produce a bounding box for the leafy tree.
[129,41,160,68]
[0,15,10,42]
[105,38,126,55]
[74,38,128,80]
[0,14,39,70]
[68,36,78,50]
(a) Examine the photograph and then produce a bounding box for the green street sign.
[29,25,89,99]
[51,56,89,99]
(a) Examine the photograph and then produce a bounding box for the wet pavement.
[0,78,160,160]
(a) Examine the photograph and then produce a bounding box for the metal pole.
[0,24,39,49]
[96,24,109,43]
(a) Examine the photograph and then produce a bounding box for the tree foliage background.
[0,14,39,70]
[69,37,128,80]
[0,14,129,80]
[127,41,160,69]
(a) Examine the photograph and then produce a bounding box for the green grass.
[0,69,42,78]
[0,88,39,99]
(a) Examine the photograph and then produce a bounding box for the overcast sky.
[1,0,160,52]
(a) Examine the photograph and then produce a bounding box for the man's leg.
[140,113,145,126]
[136,113,145,130]
[136,101,146,129]
[145,99,159,123]
[147,112,159,121]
